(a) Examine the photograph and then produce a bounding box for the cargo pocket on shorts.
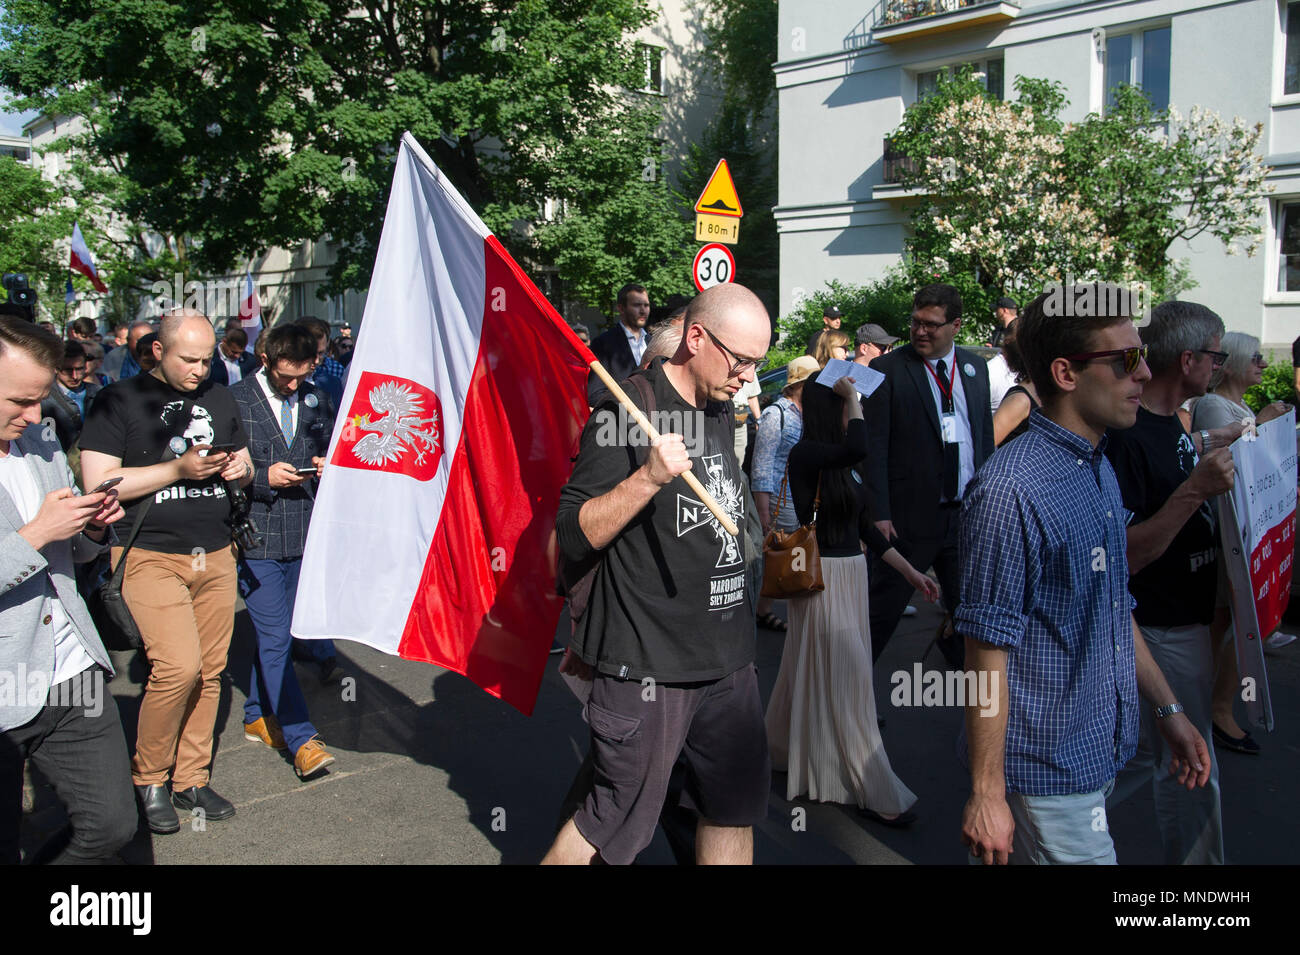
[585,699,643,798]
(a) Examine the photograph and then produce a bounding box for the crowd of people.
[1,308,353,861]
[551,279,1295,866]
[2,275,1295,866]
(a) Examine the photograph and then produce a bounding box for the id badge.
[941,412,957,444]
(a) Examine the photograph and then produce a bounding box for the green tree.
[0,0,694,310]
[1063,84,1270,300]
[0,155,75,311]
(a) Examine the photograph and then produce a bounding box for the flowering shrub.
[888,71,1270,307]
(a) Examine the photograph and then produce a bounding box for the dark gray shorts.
[572,663,770,865]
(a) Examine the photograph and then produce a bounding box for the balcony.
[872,0,1020,44]
[882,137,917,184]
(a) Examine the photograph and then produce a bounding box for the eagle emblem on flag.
[332,372,444,480]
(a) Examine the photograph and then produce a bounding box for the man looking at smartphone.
[228,325,336,779]
[0,317,133,863]
[79,310,252,834]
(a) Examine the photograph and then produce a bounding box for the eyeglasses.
[1064,345,1149,374]
[702,327,764,377]
[910,315,953,334]
[1251,353,1267,367]
[1199,349,1229,368]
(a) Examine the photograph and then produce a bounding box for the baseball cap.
[855,323,899,346]
[994,297,1018,311]
[823,305,842,319]
[784,355,820,391]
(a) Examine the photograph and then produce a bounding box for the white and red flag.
[291,132,593,715]
[239,266,262,350]
[68,223,107,293]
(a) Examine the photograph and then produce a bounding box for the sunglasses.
[1064,344,1149,374]
[703,327,764,377]
[1199,349,1229,368]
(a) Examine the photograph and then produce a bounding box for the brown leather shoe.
[244,716,288,751]
[293,737,336,780]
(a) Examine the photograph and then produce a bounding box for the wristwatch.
[1154,702,1184,719]
[1199,430,1211,453]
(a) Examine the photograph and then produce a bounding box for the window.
[1286,2,1300,95]
[915,58,1005,101]
[636,43,664,94]
[1278,202,1300,292]
[1105,25,1171,111]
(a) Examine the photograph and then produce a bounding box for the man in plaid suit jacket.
[229,324,338,780]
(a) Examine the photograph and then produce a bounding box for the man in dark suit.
[229,324,338,780]
[863,284,995,668]
[208,325,259,386]
[586,283,651,404]
[39,341,101,462]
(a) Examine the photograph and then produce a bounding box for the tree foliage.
[0,0,695,309]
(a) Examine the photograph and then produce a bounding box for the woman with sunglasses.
[764,376,939,827]
[1190,332,1293,755]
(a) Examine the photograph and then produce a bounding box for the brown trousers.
[115,544,237,789]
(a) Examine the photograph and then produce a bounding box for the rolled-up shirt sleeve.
[955,472,1038,649]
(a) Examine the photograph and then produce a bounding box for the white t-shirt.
[987,352,1017,412]
[0,445,95,686]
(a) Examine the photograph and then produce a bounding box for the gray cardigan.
[0,428,113,731]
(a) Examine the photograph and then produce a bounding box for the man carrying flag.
[542,283,772,866]
[68,223,107,294]
[291,133,592,716]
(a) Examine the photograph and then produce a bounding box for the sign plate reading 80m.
[695,213,739,245]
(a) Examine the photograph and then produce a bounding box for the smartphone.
[294,466,319,476]
[206,443,239,454]
[90,477,124,493]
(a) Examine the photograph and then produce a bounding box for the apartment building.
[775,0,1300,348]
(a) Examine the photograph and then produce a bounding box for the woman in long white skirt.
[765,376,938,824]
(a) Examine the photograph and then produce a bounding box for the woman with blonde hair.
[1191,331,1292,755]
[812,329,851,368]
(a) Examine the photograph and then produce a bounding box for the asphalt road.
[19,597,1300,865]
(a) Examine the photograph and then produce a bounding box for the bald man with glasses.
[861,284,995,669]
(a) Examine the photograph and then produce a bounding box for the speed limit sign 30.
[693,243,736,293]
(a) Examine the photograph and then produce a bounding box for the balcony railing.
[872,0,1020,44]
[882,137,917,185]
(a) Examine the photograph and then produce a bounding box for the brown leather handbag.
[761,472,823,599]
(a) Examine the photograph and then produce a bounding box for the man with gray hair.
[1104,300,1243,864]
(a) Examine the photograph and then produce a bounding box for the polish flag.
[68,223,107,293]
[239,267,262,350]
[291,132,593,715]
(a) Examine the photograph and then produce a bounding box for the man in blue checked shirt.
[957,286,1211,866]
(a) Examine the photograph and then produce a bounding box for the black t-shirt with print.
[1105,406,1218,627]
[79,373,248,554]
[556,359,754,683]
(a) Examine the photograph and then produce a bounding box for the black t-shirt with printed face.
[79,373,248,554]
[1105,406,1218,627]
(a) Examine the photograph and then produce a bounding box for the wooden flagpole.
[587,359,740,538]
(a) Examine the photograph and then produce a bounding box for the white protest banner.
[1218,410,1296,732]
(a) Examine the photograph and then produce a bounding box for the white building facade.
[775,0,1300,349]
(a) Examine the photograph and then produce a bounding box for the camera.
[1,273,38,322]
[226,483,264,551]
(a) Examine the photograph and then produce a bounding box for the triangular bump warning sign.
[694,159,743,217]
